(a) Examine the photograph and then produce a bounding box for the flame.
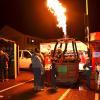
[47,0,67,37]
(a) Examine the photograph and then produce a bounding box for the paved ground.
[0,71,98,91]
[0,71,34,90]
[0,71,99,100]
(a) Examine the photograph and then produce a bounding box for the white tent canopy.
[40,41,87,53]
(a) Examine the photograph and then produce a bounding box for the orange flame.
[47,0,67,37]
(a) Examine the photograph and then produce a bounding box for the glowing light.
[47,0,67,37]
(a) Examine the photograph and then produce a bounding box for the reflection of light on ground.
[0,95,4,98]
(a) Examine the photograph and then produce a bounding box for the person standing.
[51,59,57,90]
[34,48,45,89]
[83,57,92,90]
[0,49,9,82]
[31,51,44,91]
[96,64,100,90]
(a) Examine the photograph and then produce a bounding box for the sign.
[57,65,67,73]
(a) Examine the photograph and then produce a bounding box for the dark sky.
[0,0,100,42]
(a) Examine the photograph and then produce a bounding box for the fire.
[47,0,67,37]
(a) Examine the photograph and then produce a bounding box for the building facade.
[0,26,43,51]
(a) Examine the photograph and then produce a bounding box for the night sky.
[0,0,100,42]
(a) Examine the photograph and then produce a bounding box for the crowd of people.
[31,48,57,92]
[31,48,100,92]
[0,47,100,91]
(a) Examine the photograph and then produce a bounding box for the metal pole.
[86,0,90,48]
